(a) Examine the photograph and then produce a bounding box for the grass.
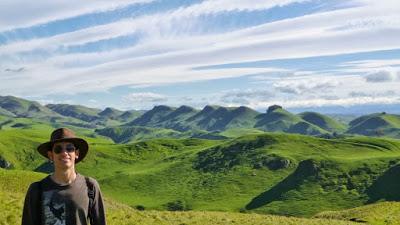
[315,201,400,225]
[2,123,400,220]
[0,168,359,225]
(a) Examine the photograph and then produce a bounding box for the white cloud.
[123,92,168,103]
[0,0,400,106]
[0,0,153,31]
[364,69,397,82]
[273,77,341,94]
[0,0,306,55]
[243,96,400,109]
[220,89,275,105]
[341,59,400,69]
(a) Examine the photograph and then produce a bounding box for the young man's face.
[47,141,80,170]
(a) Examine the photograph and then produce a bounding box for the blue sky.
[0,0,399,113]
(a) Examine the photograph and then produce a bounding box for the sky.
[0,0,399,113]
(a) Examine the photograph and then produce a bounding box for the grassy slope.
[348,113,400,138]
[0,169,357,225]
[315,201,400,225]
[2,123,400,220]
[255,108,302,132]
[95,126,184,143]
[299,112,347,133]
[0,120,112,170]
[78,132,400,217]
[254,108,330,136]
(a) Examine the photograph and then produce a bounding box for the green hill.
[5,95,400,140]
[0,95,59,118]
[155,105,199,131]
[46,103,101,122]
[95,126,184,143]
[299,112,347,133]
[0,169,358,225]
[129,105,178,126]
[118,110,143,122]
[75,132,400,217]
[98,107,124,120]
[255,105,302,132]
[286,121,328,135]
[0,106,15,117]
[347,113,400,138]
[130,105,261,132]
[186,105,259,132]
[254,105,329,136]
[2,124,400,221]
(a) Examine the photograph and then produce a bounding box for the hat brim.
[37,138,89,164]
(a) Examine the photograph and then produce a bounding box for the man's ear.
[76,149,80,159]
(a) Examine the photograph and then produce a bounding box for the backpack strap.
[37,180,43,224]
[85,176,95,220]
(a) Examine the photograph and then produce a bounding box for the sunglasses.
[53,143,76,154]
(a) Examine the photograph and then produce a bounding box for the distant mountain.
[0,95,59,118]
[118,110,143,122]
[0,107,15,117]
[98,107,124,120]
[95,126,183,143]
[189,105,259,131]
[47,104,101,122]
[299,112,347,133]
[129,105,178,126]
[157,105,199,131]
[255,105,302,132]
[3,95,400,139]
[129,105,260,132]
[287,121,328,135]
[347,112,400,138]
[254,106,346,136]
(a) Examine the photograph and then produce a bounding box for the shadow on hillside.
[367,163,400,203]
[35,161,54,173]
[245,159,319,210]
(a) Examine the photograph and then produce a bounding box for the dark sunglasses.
[53,143,76,154]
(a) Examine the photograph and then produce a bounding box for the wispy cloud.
[123,92,168,103]
[0,0,152,32]
[0,0,399,110]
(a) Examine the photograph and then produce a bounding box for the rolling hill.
[0,95,59,118]
[3,122,400,218]
[347,112,400,138]
[0,169,358,225]
[3,95,400,139]
[299,111,347,133]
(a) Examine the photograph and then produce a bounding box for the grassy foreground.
[315,201,400,225]
[0,169,357,225]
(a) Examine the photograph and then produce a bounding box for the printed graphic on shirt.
[43,190,66,225]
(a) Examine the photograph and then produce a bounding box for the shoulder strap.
[85,176,95,219]
[37,180,43,224]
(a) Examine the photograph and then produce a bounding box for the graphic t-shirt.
[22,173,106,225]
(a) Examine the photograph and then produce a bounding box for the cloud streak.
[0,0,153,32]
[0,0,399,110]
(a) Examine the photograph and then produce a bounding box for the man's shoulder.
[28,176,50,189]
[26,176,50,195]
[77,174,100,187]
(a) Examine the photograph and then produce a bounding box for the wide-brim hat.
[37,128,89,163]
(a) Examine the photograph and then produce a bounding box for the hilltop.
[2,95,400,140]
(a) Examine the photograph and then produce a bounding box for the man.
[22,128,106,225]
